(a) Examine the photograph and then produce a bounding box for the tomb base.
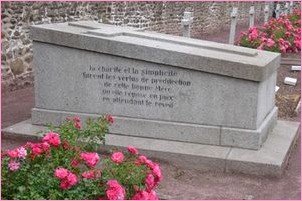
[2,119,300,177]
[31,107,278,150]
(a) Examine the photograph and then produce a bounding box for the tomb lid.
[31,21,280,81]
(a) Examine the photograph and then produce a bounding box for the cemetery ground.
[1,23,301,199]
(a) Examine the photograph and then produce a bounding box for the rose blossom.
[147,190,158,200]
[42,132,61,147]
[8,161,20,171]
[73,116,81,123]
[66,172,77,186]
[111,152,124,164]
[145,173,155,190]
[294,39,301,49]
[30,142,49,156]
[74,121,81,129]
[248,27,259,40]
[80,152,100,168]
[145,159,155,169]
[55,168,78,190]
[60,180,70,190]
[54,167,69,179]
[266,38,275,47]
[127,146,138,155]
[6,149,18,158]
[59,173,78,190]
[105,115,114,124]
[82,170,95,179]
[17,147,27,159]
[151,163,163,182]
[106,180,125,200]
[132,190,158,200]
[136,155,148,164]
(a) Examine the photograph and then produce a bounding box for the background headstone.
[249,6,255,28]
[229,7,238,44]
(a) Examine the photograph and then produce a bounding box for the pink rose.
[145,173,155,190]
[257,43,264,50]
[17,147,27,159]
[127,146,138,155]
[80,152,100,168]
[294,39,301,49]
[31,144,43,156]
[105,115,114,124]
[266,38,275,47]
[132,191,149,200]
[106,180,125,200]
[73,116,81,123]
[137,155,148,164]
[145,159,155,169]
[27,142,50,157]
[151,163,163,182]
[6,149,18,158]
[60,180,70,190]
[148,190,158,200]
[8,161,20,171]
[111,152,124,164]
[279,45,287,53]
[54,167,69,179]
[42,132,61,147]
[41,142,51,151]
[82,170,95,179]
[74,121,81,129]
[57,170,78,190]
[248,27,259,40]
[66,172,77,186]
[132,190,158,200]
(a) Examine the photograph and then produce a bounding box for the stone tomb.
[3,21,299,176]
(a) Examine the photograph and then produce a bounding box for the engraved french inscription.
[82,65,191,109]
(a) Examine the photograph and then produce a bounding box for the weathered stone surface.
[221,107,278,150]
[29,22,280,149]
[31,21,281,82]
[226,120,300,177]
[10,58,24,75]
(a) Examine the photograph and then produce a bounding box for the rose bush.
[1,115,162,200]
[237,9,301,53]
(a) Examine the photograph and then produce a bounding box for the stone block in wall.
[10,58,24,76]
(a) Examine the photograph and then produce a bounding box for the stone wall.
[0,1,280,91]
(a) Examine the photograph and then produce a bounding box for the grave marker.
[284,2,289,15]
[229,7,238,44]
[249,6,255,28]
[290,1,294,14]
[181,11,193,38]
[275,4,281,18]
[264,4,270,23]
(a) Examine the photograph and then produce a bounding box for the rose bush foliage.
[237,10,301,53]
[1,115,162,200]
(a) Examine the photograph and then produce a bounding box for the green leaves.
[1,115,161,200]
